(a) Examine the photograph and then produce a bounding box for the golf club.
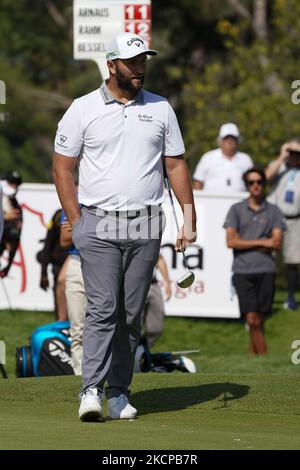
[171,349,200,355]
[163,171,195,288]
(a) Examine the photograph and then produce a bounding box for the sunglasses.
[246,179,264,186]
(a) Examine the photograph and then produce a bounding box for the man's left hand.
[175,224,197,252]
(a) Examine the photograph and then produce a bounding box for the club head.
[177,271,195,288]
[177,356,197,373]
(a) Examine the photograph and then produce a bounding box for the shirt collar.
[219,149,238,160]
[99,81,144,105]
[246,198,267,213]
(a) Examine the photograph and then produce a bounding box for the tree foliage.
[182,0,300,172]
[0,0,299,180]
[0,0,99,181]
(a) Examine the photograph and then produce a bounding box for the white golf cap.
[106,33,158,60]
[218,122,240,139]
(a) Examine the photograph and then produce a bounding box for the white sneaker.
[79,388,102,422]
[107,394,137,419]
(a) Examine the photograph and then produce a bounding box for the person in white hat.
[53,33,197,422]
[193,122,253,192]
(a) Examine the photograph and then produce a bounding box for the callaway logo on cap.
[106,32,158,60]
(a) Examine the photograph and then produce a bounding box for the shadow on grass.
[132,382,250,416]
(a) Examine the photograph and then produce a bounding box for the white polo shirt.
[54,82,185,210]
[193,148,253,192]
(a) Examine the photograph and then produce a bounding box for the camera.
[288,148,300,157]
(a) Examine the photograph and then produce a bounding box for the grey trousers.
[72,205,164,399]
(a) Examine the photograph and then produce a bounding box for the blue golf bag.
[16,321,74,377]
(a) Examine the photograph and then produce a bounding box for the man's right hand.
[279,143,291,162]
[279,141,300,162]
[70,213,82,228]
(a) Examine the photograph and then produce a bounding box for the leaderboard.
[74,0,152,60]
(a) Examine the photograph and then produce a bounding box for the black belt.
[284,214,300,219]
[84,205,161,219]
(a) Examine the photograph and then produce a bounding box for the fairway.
[0,373,299,450]
[1,298,300,450]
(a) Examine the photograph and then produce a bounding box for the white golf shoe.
[107,394,137,419]
[79,388,102,422]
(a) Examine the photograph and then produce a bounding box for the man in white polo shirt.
[53,33,196,422]
[193,123,253,192]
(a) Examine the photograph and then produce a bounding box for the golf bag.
[16,321,74,377]
[134,339,196,373]
[16,322,197,378]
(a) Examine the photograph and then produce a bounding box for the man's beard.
[116,67,144,95]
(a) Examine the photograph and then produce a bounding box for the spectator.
[0,171,23,278]
[266,139,300,310]
[142,253,172,348]
[37,208,69,321]
[224,168,285,354]
[193,123,253,192]
[60,213,87,375]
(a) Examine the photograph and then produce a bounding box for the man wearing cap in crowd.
[193,123,253,192]
[53,33,197,421]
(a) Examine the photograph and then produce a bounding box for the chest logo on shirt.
[59,135,67,143]
[138,114,153,123]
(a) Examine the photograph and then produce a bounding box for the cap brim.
[220,134,239,139]
[145,50,158,56]
[109,49,158,60]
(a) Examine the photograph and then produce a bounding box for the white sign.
[0,185,244,318]
[73,0,152,78]
[0,184,61,311]
[161,191,245,318]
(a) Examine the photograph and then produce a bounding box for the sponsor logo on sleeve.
[56,134,68,149]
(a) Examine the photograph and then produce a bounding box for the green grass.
[0,291,300,449]
[0,374,299,450]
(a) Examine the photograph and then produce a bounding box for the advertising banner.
[0,184,244,317]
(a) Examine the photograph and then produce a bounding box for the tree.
[182,0,300,172]
[0,0,99,181]
[0,0,299,181]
